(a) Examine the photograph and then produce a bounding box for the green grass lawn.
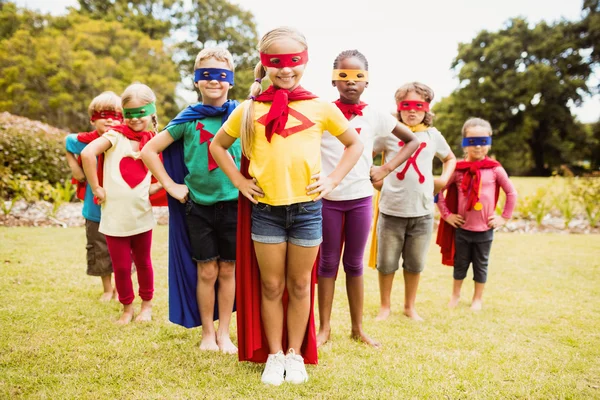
[1,226,599,399]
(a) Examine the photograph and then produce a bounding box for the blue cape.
[163,100,238,328]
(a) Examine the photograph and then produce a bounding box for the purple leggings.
[318,196,373,278]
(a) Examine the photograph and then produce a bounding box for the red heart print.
[119,157,148,188]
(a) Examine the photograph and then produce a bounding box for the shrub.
[571,178,600,227]
[0,112,71,185]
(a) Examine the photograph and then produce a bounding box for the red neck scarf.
[455,157,501,211]
[109,124,155,150]
[333,100,367,120]
[255,85,317,142]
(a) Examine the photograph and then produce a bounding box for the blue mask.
[194,68,234,86]
[462,136,492,147]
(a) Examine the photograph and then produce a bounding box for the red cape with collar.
[236,156,318,364]
[435,157,501,266]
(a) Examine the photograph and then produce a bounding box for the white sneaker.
[261,351,285,386]
[284,349,308,384]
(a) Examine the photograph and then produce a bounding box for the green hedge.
[0,112,70,185]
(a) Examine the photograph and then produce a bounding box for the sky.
[14,0,600,123]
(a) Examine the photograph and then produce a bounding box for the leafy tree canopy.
[0,4,180,131]
[434,15,595,175]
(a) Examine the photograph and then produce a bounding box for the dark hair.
[333,49,369,70]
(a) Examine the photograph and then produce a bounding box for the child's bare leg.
[215,260,237,354]
[347,275,379,347]
[197,260,219,351]
[471,282,485,311]
[286,243,319,353]
[376,272,395,320]
[317,276,335,347]
[449,279,463,308]
[135,300,152,322]
[117,303,134,325]
[254,242,286,354]
[403,270,423,321]
[100,275,114,302]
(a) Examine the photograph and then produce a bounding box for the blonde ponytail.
[240,62,266,158]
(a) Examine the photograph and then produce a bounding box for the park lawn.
[0,226,599,399]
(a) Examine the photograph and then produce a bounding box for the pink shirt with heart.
[98,129,156,237]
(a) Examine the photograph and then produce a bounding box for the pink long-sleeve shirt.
[437,166,517,232]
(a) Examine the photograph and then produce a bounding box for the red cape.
[435,158,501,266]
[236,156,318,364]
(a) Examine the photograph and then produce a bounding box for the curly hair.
[394,82,435,126]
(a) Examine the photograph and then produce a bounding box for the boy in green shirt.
[142,48,240,353]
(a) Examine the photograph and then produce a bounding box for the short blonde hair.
[462,117,493,137]
[87,91,122,117]
[121,83,159,133]
[194,47,235,71]
[394,82,435,126]
[241,26,308,157]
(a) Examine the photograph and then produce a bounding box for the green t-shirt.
[167,116,241,205]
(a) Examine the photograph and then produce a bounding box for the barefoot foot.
[199,332,219,351]
[116,307,134,325]
[375,307,391,321]
[135,301,152,322]
[217,334,238,354]
[470,299,483,311]
[316,328,331,347]
[351,330,381,348]
[448,295,460,308]
[99,291,113,302]
[403,308,424,321]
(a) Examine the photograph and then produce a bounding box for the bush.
[0,112,71,185]
[570,177,600,227]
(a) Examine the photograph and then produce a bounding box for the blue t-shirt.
[65,134,101,222]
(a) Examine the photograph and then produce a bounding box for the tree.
[77,0,184,41]
[173,0,259,101]
[433,17,593,175]
[0,5,180,131]
[76,0,259,101]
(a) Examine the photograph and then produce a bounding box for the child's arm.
[140,130,188,203]
[370,122,420,184]
[307,128,363,200]
[210,128,264,204]
[436,175,464,228]
[149,181,163,195]
[65,151,86,182]
[488,167,518,229]
[81,137,112,205]
[434,152,457,195]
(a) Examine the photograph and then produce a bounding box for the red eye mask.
[397,100,430,112]
[259,50,309,68]
[91,110,123,122]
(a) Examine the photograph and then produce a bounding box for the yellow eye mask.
[332,69,369,82]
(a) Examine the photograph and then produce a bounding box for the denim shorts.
[251,200,323,247]
[185,200,238,263]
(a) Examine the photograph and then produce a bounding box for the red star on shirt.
[197,121,219,171]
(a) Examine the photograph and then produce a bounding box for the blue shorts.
[251,200,323,247]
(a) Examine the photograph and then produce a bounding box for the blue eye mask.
[194,68,234,86]
[462,136,492,147]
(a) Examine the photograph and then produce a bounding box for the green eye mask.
[123,102,156,119]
